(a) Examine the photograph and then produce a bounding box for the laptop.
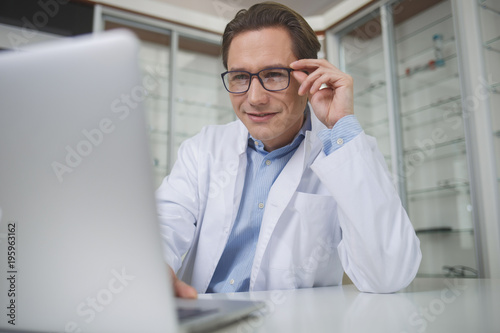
[0,30,263,333]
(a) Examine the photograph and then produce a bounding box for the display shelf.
[139,58,170,72]
[416,272,478,279]
[360,115,389,132]
[484,35,500,53]
[173,131,195,140]
[415,227,473,235]
[359,96,462,133]
[407,180,469,201]
[175,97,233,112]
[353,80,386,99]
[347,11,453,74]
[417,228,477,277]
[343,41,384,74]
[144,89,169,100]
[401,95,461,118]
[177,68,225,90]
[180,66,220,79]
[403,110,461,133]
[177,80,226,92]
[150,129,168,136]
[345,63,385,79]
[479,1,500,16]
[491,81,500,94]
[396,14,452,47]
[398,36,455,64]
[398,55,459,97]
[404,136,465,156]
[407,142,466,167]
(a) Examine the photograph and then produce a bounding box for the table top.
[198,278,500,333]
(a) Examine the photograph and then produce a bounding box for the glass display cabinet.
[328,0,500,278]
[95,7,234,187]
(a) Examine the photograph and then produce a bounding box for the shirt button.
[258,202,264,209]
[265,160,271,166]
[336,138,344,145]
[230,279,235,285]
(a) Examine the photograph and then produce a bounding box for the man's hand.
[291,59,354,129]
[168,265,198,299]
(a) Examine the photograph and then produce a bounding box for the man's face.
[226,27,308,151]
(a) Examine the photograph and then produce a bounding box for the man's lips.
[246,112,277,122]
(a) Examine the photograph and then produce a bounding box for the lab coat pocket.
[267,192,340,272]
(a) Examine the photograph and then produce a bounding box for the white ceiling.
[151,0,344,21]
[93,0,369,33]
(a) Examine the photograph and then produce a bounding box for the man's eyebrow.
[228,64,289,72]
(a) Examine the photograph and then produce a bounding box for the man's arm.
[156,136,201,297]
[312,132,421,292]
[291,59,421,292]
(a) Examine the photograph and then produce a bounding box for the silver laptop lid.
[0,30,178,333]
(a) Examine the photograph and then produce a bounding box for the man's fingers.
[174,279,198,299]
[291,70,309,95]
[169,265,198,299]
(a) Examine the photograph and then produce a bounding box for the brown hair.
[221,1,321,69]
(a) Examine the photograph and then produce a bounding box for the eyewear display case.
[328,0,500,278]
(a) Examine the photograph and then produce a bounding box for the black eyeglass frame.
[221,67,295,94]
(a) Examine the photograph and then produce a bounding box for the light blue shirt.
[206,109,362,293]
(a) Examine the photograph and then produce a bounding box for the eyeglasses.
[221,67,294,94]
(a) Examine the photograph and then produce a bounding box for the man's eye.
[263,71,286,79]
[231,74,249,81]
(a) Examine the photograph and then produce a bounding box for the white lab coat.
[156,110,421,294]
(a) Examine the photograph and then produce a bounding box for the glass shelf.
[396,14,452,46]
[149,128,169,136]
[361,115,389,132]
[415,227,473,235]
[491,81,500,94]
[353,80,386,99]
[146,92,170,100]
[408,181,469,201]
[484,35,500,53]
[404,136,465,155]
[416,273,477,279]
[345,43,384,72]
[175,97,233,112]
[479,1,500,16]
[180,66,221,79]
[347,12,454,74]
[401,95,461,118]
[359,95,462,133]
[417,228,476,277]
[398,55,459,97]
[398,36,455,64]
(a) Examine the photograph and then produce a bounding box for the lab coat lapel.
[249,108,325,290]
[250,134,321,289]
[185,121,249,292]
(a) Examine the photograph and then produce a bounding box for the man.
[156,2,421,298]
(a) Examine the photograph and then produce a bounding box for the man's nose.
[247,76,268,105]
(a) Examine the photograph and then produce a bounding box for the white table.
[199,278,500,332]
